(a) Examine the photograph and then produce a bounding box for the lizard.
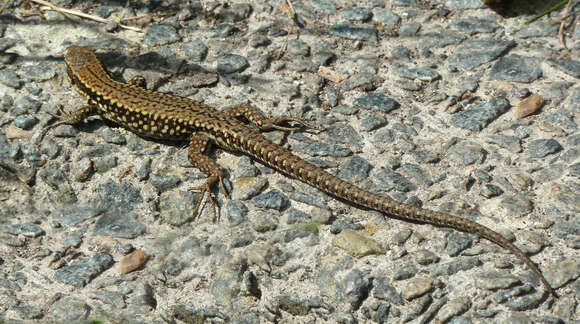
[47,45,557,298]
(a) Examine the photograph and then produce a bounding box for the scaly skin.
[51,45,556,297]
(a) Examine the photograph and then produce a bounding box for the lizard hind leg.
[221,103,321,132]
[187,133,228,221]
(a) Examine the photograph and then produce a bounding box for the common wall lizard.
[49,45,556,297]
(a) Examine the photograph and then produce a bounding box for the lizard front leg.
[45,104,99,130]
[187,133,227,221]
[40,104,100,141]
[221,103,320,132]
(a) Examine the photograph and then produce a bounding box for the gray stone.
[48,296,91,321]
[0,69,22,88]
[393,264,418,280]
[444,0,485,9]
[329,22,378,42]
[449,17,500,35]
[393,63,440,81]
[448,40,514,71]
[3,223,44,238]
[79,144,119,159]
[400,163,432,186]
[251,189,289,210]
[217,54,249,74]
[355,93,400,113]
[287,39,310,56]
[295,141,352,157]
[451,97,510,131]
[517,21,559,38]
[11,96,42,115]
[13,115,38,130]
[325,124,363,145]
[183,40,208,62]
[288,192,329,210]
[343,269,371,309]
[54,253,114,287]
[310,0,337,14]
[339,7,372,21]
[99,127,126,144]
[527,139,563,158]
[446,232,474,256]
[479,184,504,198]
[159,190,201,226]
[93,209,146,238]
[226,200,248,226]
[446,142,486,166]
[52,205,105,226]
[419,30,466,49]
[489,56,543,83]
[93,156,117,173]
[373,9,400,27]
[216,3,252,22]
[150,174,181,192]
[338,156,372,183]
[137,158,152,181]
[486,135,522,153]
[20,62,56,82]
[231,176,268,200]
[391,46,411,61]
[433,258,482,276]
[399,22,421,37]
[500,195,533,216]
[143,24,181,47]
[547,58,580,78]
[474,272,522,290]
[373,277,403,304]
[360,114,387,131]
[375,168,417,192]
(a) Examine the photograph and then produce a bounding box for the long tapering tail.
[241,132,556,297]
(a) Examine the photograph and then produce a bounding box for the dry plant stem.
[30,0,143,32]
[558,0,575,48]
[0,0,11,13]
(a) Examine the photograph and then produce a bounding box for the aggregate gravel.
[0,0,578,322]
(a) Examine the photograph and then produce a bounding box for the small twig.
[558,0,575,48]
[121,12,173,23]
[30,0,143,32]
[0,0,11,14]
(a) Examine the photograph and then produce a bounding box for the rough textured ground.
[0,0,579,323]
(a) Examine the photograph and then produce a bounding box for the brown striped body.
[60,46,556,297]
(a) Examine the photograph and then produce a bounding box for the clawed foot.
[44,105,71,131]
[189,174,228,221]
[260,117,323,132]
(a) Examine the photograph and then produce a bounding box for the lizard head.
[65,46,99,73]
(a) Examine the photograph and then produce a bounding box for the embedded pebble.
[143,24,181,47]
[489,56,543,83]
[54,253,114,287]
[401,276,434,300]
[448,40,514,71]
[339,7,372,21]
[329,22,378,42]
[516,93,544,119]
[331,229,385,257]
[527,139,563,158]
[452,97,511,131]
[119,249,148,274]
[217,54,249,74]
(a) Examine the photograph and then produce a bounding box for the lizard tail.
[241,133,557,298]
